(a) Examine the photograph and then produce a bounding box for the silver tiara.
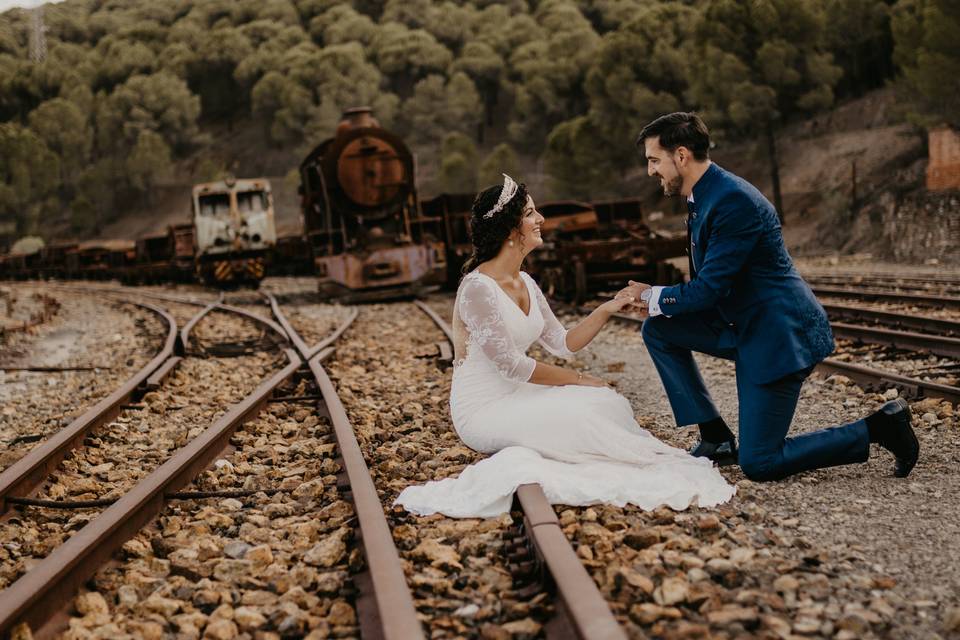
[482,174,519,218]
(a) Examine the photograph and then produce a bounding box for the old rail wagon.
[192,177,277,284]
[298,107,446,300]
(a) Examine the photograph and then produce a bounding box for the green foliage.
[439,132,478,192]
[128,129,172,196]
[579,2,696,172]
[479,143,520,189]
[685,0,843,217]
[544,116,616,199]
[824,0,893,96]
[892,0,960,127]
[28,97,92,184]
[507,0,600,151]
[0,0,919,238]
[371,23,453,85]
[403,72,482,146]
[99,72,201,153]
[0,123,60,234]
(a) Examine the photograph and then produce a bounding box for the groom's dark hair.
[636,112,711,161]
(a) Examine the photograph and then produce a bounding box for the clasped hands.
[596,280,652,318]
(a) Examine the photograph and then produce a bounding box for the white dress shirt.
[647,193,694,317]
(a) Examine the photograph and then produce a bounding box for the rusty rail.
[0,300,180,513]
[812,286,960,309]
[807,274,960,292]
[822,303,960,337]
[830,322,960,359]
[816,358,960,404]
[413,299,626,640]
[597,306,960,407]
[0,290,303,637]
[0,351,302,637]
[268,295,424,640]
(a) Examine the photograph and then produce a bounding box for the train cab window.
[199,193,230,217]
[237,191,267,213]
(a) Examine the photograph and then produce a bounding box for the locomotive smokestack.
[338,107,380,133]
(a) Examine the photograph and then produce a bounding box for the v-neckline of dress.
[474,271,533,318]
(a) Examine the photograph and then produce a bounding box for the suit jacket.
[657,163,834,384]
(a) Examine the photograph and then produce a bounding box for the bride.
[395,175,735,518]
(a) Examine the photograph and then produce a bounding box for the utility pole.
[28,6,47,63]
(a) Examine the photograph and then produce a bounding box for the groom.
[620,112,920,481]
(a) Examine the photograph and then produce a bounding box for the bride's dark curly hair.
[461,180,529,276]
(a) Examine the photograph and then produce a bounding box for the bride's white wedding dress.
[395,270,735,518]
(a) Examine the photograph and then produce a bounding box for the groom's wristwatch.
[640,288,653,304]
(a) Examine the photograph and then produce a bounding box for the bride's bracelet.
[576,371,583,383]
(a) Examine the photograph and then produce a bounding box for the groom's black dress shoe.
[689,438,738,467]
[869,398,920,478]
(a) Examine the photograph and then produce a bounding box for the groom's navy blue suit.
[642,163,870,481]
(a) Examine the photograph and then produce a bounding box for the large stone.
[617,567,654,595]
[223,541,252,560]
[212,559,250,582]
[74,592,109,617]
[327,601,356,627]
[234,606,267,630]
[706,606,759,626]
[245,544,274,567]
[411,538,462,571]
[653,577,689,606]
[203,619,239,640]
[140,594,182,618]
[304,529,347,568]
[624,528,660,549]
[836,612,870,634]
[773,574,799,593]
[629,603,682,625]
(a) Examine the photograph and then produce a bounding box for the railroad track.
[0,287,383,637]
[811,285,960,309]
[412,300,627,640]
[805,272,960,292]
[587,303,960,405]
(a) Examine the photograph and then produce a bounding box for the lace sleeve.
[458,275,537,382]
[528,273,574,359]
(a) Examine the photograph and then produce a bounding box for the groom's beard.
[662,174,683,196]
[660,157,683,196]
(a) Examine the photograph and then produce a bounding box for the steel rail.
[816,358,960,404]
[0,299,300,637]
[806,273,960,287]
[0,300,180,513]
[268,294,423,640]
[812,286,960,309]
[830,322,960,359]
[413,300,627,640]
[0,351,302,637]
[822,303,960,336]
[595,307,960,406]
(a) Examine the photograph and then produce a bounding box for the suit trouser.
[641,313,870,481]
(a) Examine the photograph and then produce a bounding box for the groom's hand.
[617,281,651,315]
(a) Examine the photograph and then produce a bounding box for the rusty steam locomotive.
[296,107,446,299]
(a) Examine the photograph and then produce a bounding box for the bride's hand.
[578,373,608,387]
[597,295,635,316]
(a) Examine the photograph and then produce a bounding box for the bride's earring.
[509,239,515,247]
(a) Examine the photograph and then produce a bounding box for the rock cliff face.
[882,190,960,264]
